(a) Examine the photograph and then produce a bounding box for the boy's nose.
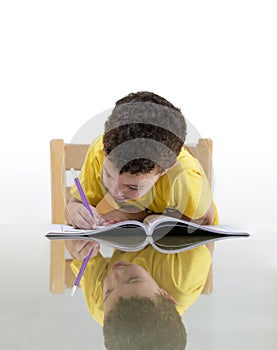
[107,268,125,287]
[112,188,124,196]
[109,182,124,197]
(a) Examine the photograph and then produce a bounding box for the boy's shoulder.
[162,147,203,181]
[86,135,105,160]
[89,134,104,151]
[177,146,201,169]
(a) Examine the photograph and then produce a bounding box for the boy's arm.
[165,203,215,225]
[182,203,214,225]
[100,207,148,225]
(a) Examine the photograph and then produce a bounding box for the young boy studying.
[65,91,218,231]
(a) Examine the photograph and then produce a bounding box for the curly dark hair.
[103,295,187,350]
[115,91,182,111]
[103,91,187,174]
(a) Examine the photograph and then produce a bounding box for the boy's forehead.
[104,137,176,172]
[103,157,159,179]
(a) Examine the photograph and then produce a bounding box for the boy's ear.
[160,161,178,176]
[160,288,178,305]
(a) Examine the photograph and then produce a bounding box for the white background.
[1,2,277,350]
[1,0,277,230]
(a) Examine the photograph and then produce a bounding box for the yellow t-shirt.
[70,135,218,223]
[71,245,211,326]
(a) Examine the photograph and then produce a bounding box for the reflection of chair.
[50,139,214,294]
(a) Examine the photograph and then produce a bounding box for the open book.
[45,215,250,254]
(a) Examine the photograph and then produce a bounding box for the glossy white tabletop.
[1,223,276,350]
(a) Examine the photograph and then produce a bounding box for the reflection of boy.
[69,244,211,350]
[65,91,218,238]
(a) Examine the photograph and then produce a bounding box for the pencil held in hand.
[70,168,102,227]
[71,168,94,216]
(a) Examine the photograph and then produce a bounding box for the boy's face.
[102,157,161,202]
[103,261,162,314]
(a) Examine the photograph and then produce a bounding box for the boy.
[67,240,212,349]
[65,91,218,236]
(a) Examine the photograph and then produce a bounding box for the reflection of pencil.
[71,248,94,296]
[70,168,94,297]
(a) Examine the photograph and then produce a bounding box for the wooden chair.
[49,138,214,294]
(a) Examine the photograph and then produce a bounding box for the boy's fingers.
[91,243,100,258]
[80,206,102,228]
[69,203,101,229]
[90,206,104,226]
[73,209,98,229]
[102,219,116,226]
[80,207,98,228]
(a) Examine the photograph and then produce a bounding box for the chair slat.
[65,187,72,204]
[64,144,89,170]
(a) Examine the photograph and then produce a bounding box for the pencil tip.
[70,168,77,178]
[71,285,78,296]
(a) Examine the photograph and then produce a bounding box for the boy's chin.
[112,196,128,202]
[111,193,144,202]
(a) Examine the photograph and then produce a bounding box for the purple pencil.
[70,168,95,297]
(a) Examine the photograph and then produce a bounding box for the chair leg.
[202,243,215,295]
[50,240,65,294]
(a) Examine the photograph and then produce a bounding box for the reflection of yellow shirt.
[70,135,218,223]
[71,245,211,326]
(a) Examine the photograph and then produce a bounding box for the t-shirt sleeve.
[176,168,212,219]
[168,153,214,220]
[168,245,212,314]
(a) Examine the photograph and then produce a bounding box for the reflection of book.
[45,215,250,254]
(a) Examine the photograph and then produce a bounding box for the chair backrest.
[50,138,214,294]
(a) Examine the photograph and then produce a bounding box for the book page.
[45,224,149,252]
[61,224,105,233]
[47,220,147,236]
[142,214,172,228]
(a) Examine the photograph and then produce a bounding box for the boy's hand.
[101,209,132,225]
[66,201,104,229]
[101,208,147,225]
[65,240,100,260]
